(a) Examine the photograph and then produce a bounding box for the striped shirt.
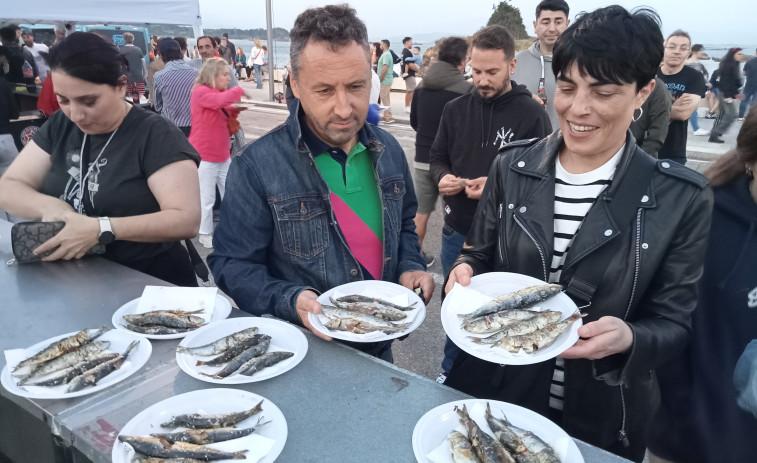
[153,60,198,128]
[548,146,623,412]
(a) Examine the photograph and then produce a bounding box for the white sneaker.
[693,128,709,136]
[198,234,213,249]
[404,107,411,113]
[738,117,745,122]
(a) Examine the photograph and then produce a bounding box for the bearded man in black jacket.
[429,25,551,375]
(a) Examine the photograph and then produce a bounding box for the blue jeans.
[441,223,466,277]
[253,64,262,89]
[689,109,700,131]
[739,87,756,118]
[440,223,466,373]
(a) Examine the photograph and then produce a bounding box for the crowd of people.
[0,2,756,462]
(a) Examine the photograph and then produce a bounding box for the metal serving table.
[0,219,629,462]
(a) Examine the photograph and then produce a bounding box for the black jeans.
[712,94,737,137]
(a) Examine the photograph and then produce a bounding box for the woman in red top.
[188,57,250,248]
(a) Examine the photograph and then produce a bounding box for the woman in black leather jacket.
[442,6,713,462]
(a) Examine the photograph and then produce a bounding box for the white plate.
[112,388,287,463]
[1,329,151,399]
[441,272,581,365]
[412,399,584,463]
[309,280,426,342]
[176,317,308,384]
[112,294,232,340]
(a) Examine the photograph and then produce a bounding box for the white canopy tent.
[0,0,203,37]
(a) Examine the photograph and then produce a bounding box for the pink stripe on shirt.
[330,192,383,279]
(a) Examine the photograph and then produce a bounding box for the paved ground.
[192,78,740,381]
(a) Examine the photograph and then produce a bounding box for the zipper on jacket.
[497,203,505,266]
[514,214,547,281]
[624,209,643,320]
[617,386,630,447]
[616,208,642,448]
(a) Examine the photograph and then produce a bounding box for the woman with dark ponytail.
[0,32,203,286]
[709,47,744,143]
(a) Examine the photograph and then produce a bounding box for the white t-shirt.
[370,70,381,106]
[248,46,265,66]
[26,42,50,81]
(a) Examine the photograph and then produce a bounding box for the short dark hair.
[174,37,188,51]
[48,32,126,87]
[223,33,229,38]
[690,44,704,53]
[403,37,412,45]
[437,37,469,66]
[381,39,390,48]
[197,35,217,48]
[289,4,369,78]
[471,25,515,60]
[536,0,569,19]
[666,29,691,43]
[158,38,183,62]
[553,5,663,91]
[0,25,19,43]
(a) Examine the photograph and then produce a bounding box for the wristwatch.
[97,217,116,245]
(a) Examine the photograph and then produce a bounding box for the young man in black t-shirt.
[401,37,418,113]
[657,29,706,165]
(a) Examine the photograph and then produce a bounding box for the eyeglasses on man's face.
[665,44,690,52]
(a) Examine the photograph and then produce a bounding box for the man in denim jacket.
[208,4,434,361]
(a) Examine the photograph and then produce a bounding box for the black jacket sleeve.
[429,105,455,185]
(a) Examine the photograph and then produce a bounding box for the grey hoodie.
[511,41,558,129]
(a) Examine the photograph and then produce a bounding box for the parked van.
[19,24,151,67]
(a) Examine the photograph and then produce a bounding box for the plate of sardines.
[112,388,286,463]
[1,326,151,399]
[112,293,232,340]
[412,399,584,463]
[441,272,583,365]
[175,317,308,384]
[309,280,427,342]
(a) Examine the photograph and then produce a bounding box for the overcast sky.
[198,0,753,46]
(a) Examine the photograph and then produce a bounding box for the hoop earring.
[747,163,754,178]
[632,107,643,123]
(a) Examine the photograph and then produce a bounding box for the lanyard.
[75,128,118,214]
[540,55,545,79]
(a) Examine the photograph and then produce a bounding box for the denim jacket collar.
[287,99,386,165]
